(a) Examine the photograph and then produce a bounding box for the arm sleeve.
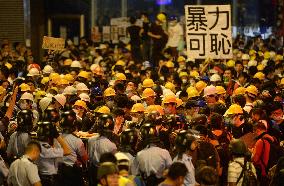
[252,139,264,163]
[27,164,41,184]
[41,147,64,159]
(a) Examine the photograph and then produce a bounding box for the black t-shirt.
[232,122,253,139]
[149,23,168,48]
[142,22,150,41]
[126,25,141,46]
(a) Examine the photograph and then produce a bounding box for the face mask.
[20,102,29,110]
[182,79,188,84]
[132,117,139,122]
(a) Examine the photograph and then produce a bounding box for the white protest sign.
[42,36,65,50]
[185,5,233,59]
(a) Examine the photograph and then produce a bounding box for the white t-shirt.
[167,23,183,47]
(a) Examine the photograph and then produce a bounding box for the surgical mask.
[182,79,188,84]
[19,102,29,110]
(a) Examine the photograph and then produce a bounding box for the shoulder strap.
[234,160,247,184]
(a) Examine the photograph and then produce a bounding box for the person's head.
[129,17,136,25]
[232,94,246,108]
[234,61,244,73]
[223,68,235,83]
[203,85,218,105]
[141,12,149,22]
[196,166,218,186]
[238,72,249,85]
[97,162,119,186]
[253,121,267,135]
[250,108,267,122]
[229,139,248,158]
[166,162,188,186]
[209,113,224,130]
[269,102,284,123]
[25,141,41,161]
[0,66,9,80]
[224,104,244,127]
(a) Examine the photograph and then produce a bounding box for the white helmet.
[42,65,54,74]
[39,97,52,112]
[210,74,221,82]
[130,95,141,103]
[261,59,268,67]
[161,88,175,98]
[76,83,89,91]
[115,152,130,162]
[241,54,250,60]
[20,92,34,101]
[90,64,99,72]
[248,60,257,67]
[63,86,77,95]
[71,60,82,68]
[27,68,40,77]
[203,85,217,97]
[54,94,66,107]
[79,93,90,102]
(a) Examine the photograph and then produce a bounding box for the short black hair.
[100,153,117,164]
[167,162,188,180]
[129,17,136,24]
[25,141,41,153]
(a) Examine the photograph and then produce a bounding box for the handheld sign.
[185,5,233,59]
[42,36,65,51]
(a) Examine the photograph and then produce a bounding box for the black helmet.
[120,128,138,149]
[60,110,77,131]
[42,107,60,123]
[175,130,197,152]
[36,121,53,141]
[229,139,248,156]
[97,114,114,134]
[140,122,158,141]
[17,109,33,132]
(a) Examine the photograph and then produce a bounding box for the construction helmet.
[246,85,258,96]
[248,60,257,67]
[71,60,82,68]
[195,81,207,93]
[216,86,226,95]
[90,64,99,72]
[63,86,77,95]
[39,97,52,112]
[19,83,31,92]
[281,78,284,85]
[96,106,111,114]
[203,85,217,97]
[54,94,66,107]
[165,61,175,68]
[74,100,87,110]
[224,104,243,116]
[5,62,12,69]
[115,73,126,81]
[63,74,73,83]
[34,91,46,101]
[186,87,200,99]
[42,65,54,74]
[145,105,165,116]
[177,56,186,63]
[141,88,155,99]
[64,59,73,66]
[233,87,246,96]
[264,51,270,60]
[27,64,41,71]
[189,71,199,78]
[162,95,177,104]
[79,93,90,102]
[104,87,116,97]
[241,54,250,60]
[40,77,49,85]
[275,54,283,61]
[176,98,183,108]
[76,83,89,91]
[179,72,188,78]
[0,86,4,95]
[20,92,34,101]
[210,74,221,82]
[229,139,248,156]
[165,82,176,93]
[77,71,89,79]
[58,78,69,86]
[97,162,119,180]
[226,60,235,67]
[253,72,265,80]
[142,78,155,88]
[115,60,126,66]
[156,13,166,23]
[131,103,145,113]
[249,49,256,56]
[257,64,265,71]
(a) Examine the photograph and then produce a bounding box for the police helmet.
[140,122,158,141]
[175,130,197,152]
[97,114,114,134]
[60,110,77,130]
[17,109,33,132]
[120,129,138,148]
[42,107,60,122]
[36,121,53,141]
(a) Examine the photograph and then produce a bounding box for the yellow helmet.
[177,56,186,63]
[176,98,183,108]
[104,87,116,97]
[162,95,177,105]
[226,60,235,67]
[64,74,74,82]
[186,86,200,98]
[19,83,31,92]
[131,103,145,113]
[0,86,5,95]
[216,86,226,95]
[49,87,58,94]
[189,71,199,78]
[165,82,176,93]
[280,78,284,85]
[275,55,283,61]
[195,81,207,93]
[249,49,256,56]
[257,64,265,71]
[264,51,270,59]
[78,71,89,79]
[64,59,73,66]
[49,73,60,84]
[115,60,126,66]
[253,72,265,80]
[145,105,165,116]
[41,77,50,85]
[246,85,258,96]
[157,13,166,22]
[115,73,126,81]
[58,78,69,86]
[142,78,155,88]
[224,104,243,116]
[233,87,246,96]
[74,100,87,110]
[165,61,175,68]
[179,72,188,78]
[96,106,111,114]
[5,62,12,69]
[258,51,263,57]
[141,88,155,99]
[34,90,46,101]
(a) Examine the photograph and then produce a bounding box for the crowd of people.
[0,12,283,186]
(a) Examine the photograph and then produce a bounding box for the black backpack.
[235,160,257,186]
[261,137,284,173]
